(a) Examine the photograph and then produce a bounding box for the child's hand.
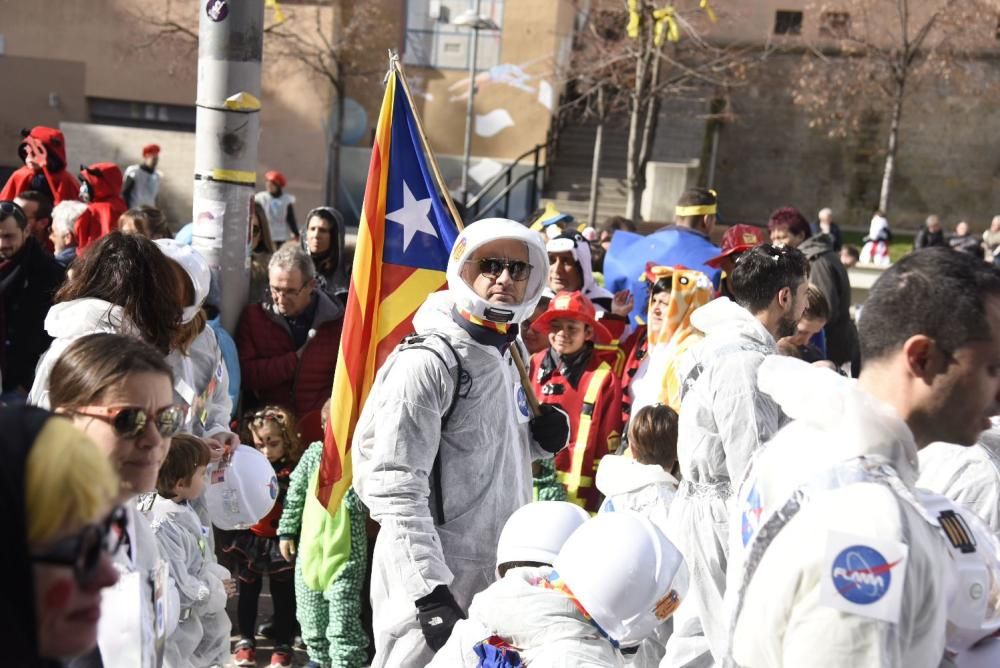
[223,578,237,598]
[279,538,297,563]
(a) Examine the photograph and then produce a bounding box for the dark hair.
[156,434,211,498]
[48,333,173,410]
[15,190,53,222]
[842,244,860,260]
[629,404,679,470]
[119,206,172,240]
[767,207,812,240]
[599,216,637,234]
[305,207,343,275]
[729,244,810,313]
[803,284,830,321]
[54,232,183,354]
[859,247,1000,363]
[650,276,672,297]
[675,188,718,230]
[0,200,29,230]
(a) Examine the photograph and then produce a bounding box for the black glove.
[415,585,466,651]
[530,404,571,454]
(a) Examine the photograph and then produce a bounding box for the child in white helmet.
[430,510,685,667]
[595,404,685,666]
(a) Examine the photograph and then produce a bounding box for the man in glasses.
[354,218,571,667]
[237,243,343,417]
[0,200,65,402]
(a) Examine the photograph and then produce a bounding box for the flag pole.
[391,53,541,416]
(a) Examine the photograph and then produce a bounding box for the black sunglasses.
[72,404,186,439]
[31,506,128,587]
[0,200,27,228]
[472,257,532,282]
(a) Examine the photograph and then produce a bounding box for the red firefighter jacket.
[530,345,623,513]
[618,325,648,425]
[75,162,127,251]
[0,127,79,204]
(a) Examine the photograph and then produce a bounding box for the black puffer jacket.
[798,233,859,369]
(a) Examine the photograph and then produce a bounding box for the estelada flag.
[316,66,460,512]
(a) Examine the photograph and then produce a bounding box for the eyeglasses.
[470,257,532,282]
[71,404,186,439]
[269,283,310,299]
[0,201,27,228]
[31,506,128,587]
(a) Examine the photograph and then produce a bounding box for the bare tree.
[129,0,391,208]
[564,0,754,222]
[791,0,1000,213]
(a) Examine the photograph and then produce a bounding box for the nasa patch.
[820,531,908,623]
[517,386,530,417]
[740,483,763,547]
[267,475,279,500]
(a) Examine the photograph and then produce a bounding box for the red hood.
[80,162,124,201]
[18,126,69,172]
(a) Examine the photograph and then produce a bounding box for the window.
[774,10,803,35]
[820,11,851,38]
[404,0,504,70]
[88,98,196,132]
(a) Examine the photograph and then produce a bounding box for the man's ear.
[776,286,792,310]
[902,335,950,382]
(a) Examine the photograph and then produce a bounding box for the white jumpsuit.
[728,356,952,667]
[918,427,1000,535]
[664,298,785,667]
[353,293,551,668]
[427,566,626,668]
[150,496,231,668]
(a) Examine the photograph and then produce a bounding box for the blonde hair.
[25,418,118,545]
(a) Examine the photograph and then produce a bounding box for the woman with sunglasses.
[48,332,184,668]
[28,231,183,409]
[2,405,120,666]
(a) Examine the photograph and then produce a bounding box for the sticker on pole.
[206,0,229,22]
[819,530,908,623]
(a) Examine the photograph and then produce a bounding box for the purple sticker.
[206,0,229,22]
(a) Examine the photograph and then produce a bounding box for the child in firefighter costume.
[530,291,623,513]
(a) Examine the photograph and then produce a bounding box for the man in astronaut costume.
[353,218,571,667]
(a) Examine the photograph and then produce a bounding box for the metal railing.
[465,142,546,220]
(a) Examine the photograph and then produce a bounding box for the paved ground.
[225,581,309,668]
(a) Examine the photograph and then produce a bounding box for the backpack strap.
[399,332,471,526]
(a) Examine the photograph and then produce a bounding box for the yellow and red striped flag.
[316,66,460,512]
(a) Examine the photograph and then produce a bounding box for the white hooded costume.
[918,422,1000,535]
[426,566,625,668]
[545,231,614,312]
[727,357,952,667]
[663,297,786,667]
[353,219,554,667]
[149,496,231,668]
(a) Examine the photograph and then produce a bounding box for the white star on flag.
[386,181,438,252]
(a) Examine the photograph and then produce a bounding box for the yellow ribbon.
[627,0,641,39]
[265,0,286,24]
[675,203,717,216]
[700,0,717,23]
[653,7,679,45]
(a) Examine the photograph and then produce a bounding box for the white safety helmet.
[204,444,278,530]
[154,238,211,323]
[553,512,683,645]
[918,491,1000,653]
[618,528,688,647]
[495,501,590,577]
[446,218,548,325]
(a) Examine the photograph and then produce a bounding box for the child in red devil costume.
[0,127,79,204]
[75,162,127,251]
[529,291,623,513]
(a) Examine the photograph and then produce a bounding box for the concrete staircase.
[541,123,630,226]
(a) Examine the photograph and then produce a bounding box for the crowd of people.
[3,122,1000,668]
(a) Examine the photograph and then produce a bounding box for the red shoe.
[233,639,256,667]
[269,645,293,667]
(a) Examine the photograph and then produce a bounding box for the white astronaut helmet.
[918,491,1000,653]
[154,238,211,323]
[553,512,682,645]
[446,218,548,325]
[495,501,591,577]
[618,525,688,648]
[204,444,278,530]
